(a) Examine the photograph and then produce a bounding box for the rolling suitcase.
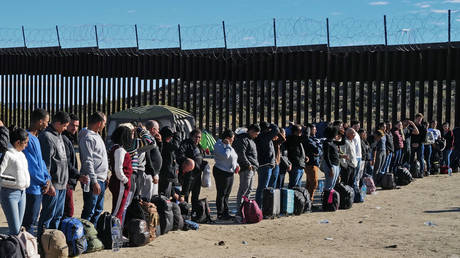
[280,188,294,215]
[262,187,280,219]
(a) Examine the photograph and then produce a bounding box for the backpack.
[151,195,174,234]
[292,186,312,214]
[322,189,340,212]
[363,176,376,194]
[41,229,68,258]
[96,212,122,250]
[126,219,150,247]
[334,182,354,209]
[424,131,435,145]
[0,234,26,258]
[125,197,159,242]
[381,173,397,190]
[191,198,213,224]
[240,196,263,224]
[59,217,87,257]
[77,219,104,253]
[395,167,412,186]
[17,228,40,258]
[171,202,184,230]
[179,202,192,221]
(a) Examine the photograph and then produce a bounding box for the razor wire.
[0,12,458,50]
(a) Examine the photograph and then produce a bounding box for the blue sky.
[1,0,460,48]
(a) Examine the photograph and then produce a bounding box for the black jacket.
[286,135,306,169]
[254,124,280,168]
[160,136,179,182]
[233,133,259,171]
[145,138,162,177]
[385,132,394,153]
[176,138,205,174]
[62,135,80,190]
[323,139,340,167]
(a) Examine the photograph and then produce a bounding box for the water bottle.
[83,182,90,193]
[318,180,324,193]
[448,168,452,176]
[111,226,120,252]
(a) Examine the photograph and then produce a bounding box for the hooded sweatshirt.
[0,146,30,190]
[79,128,109,184]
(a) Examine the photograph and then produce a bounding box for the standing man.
[79,112,108,226]
[22,109,51,236]
[62,114,80,145]
[351,121,363,189]
[233,124,260,208]
[285,124,307,189]
[37,111,70,236]
[254,122,279,206]
[304,123,322,200]
[177,129,206,204]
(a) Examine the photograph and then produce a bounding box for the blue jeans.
[38,189,66,236]
[255,166,273,206]
[442,149,452,167]
[381,152,393,174]
[424,145,432,172]
[324,164,340,191]
[22,193,42,236]
[268,165,280,188]
[81,180,106,227]
[353,158,362,188]
[288,167,304,188]
[391,149,403,172]
[1,188,26,235]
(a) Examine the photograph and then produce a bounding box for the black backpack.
[126,219,150,247]
[334,183,354,210]
[191,198,213,224]
[381,173,396,190]
[171,202,184,231]
[292,186,312,215]
[410,160,423,178]
[96,212,122,249]
[0,234,26,258]
[322,189,340,212]
[179,202,192,221]
[395,167,412,186]
[151,195,174,235]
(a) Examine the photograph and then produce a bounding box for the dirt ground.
[1,159,460,258]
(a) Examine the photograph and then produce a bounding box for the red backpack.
[240,196,263,224]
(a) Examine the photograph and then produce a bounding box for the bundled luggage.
[151,195,174,234]
[280,188,294,215]
[78,218,104,253]
[381,173,397,190]
[60,217,88,256]
[41,229,68,258]
[262,187,280,219]
[322,189,340,212]
[171,202,185,230]
[179,202,192,221]
[334,182,354,210]
[17,228,40,258]
[96,212,122,250]
[353,184,366,203]
[411,160,423,178]
[125,219,150,247]
[395,166,413,186]
[363,176,376,194]
[440,165,450,174]
[240,196,263,224]
[183,220,200,231]
[292,186,312,215]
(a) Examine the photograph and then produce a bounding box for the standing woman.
[391,121,405,171]
[213,129,239,220]
[108,126,133,224]
[442,122,454,169]
[0,127,30,235]
[320,126,342,191]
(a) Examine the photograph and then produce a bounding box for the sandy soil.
[2,159,460,258]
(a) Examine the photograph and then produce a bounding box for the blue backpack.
[60,217,88,256]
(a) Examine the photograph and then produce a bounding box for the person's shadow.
[424,207,460,213]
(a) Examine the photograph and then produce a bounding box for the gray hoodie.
[78,128,109,184]
[38,125,69,190]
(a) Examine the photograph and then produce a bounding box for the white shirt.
[428,128,441,141]
[353,135,362,159]
[0,146,30,190]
